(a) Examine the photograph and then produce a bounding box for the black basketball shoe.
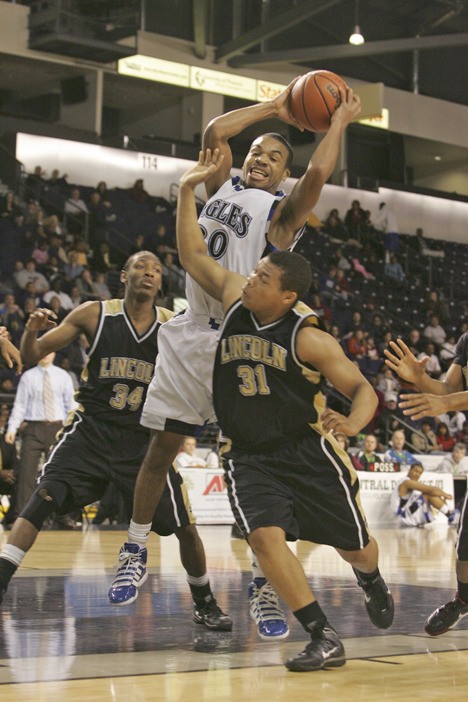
[193,598,233,631]
[285,626,346,672]
[354,570,394,629]
[425,594,468,636]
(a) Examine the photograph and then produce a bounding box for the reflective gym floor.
[1,523,467,701]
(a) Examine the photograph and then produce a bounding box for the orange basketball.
[290,70,348,132]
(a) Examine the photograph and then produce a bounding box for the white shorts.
[141,309,220,434]
[397,493,433,527]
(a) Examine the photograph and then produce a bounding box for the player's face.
[242,136,290,193]
[241,258,290,316]
[408,465,423,481]
[123,254,162,298]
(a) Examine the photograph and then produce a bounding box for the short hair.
[123,251,160,271]
[261,132,294,168]
[267,250,312,300]
[454,443,466,452]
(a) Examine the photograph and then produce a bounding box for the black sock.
[353,566,380,586]
[189,582,214,607]
[457,581,468,603]
[0,558,18,590]
[293,601,328,635]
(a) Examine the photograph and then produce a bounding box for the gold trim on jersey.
[104,299,124,316]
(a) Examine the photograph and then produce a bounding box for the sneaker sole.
[192,615,233,631]
[258,629,290,641]
[285,655,346,672]
[108,570,148,606]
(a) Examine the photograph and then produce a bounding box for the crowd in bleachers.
[1,168,468,455]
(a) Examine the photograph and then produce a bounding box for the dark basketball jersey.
[213,299,325,452]
[454,332,468,390]
[76,299,171,430]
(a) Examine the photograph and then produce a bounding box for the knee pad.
[20,487,60,530]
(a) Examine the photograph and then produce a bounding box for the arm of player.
[0,333,23,374]
[384,338,463,392]
[296,326,377,436]
[399,388,468,421]
[20,302,100,366]
[177,149,246,311]
[271,87,361,247]
[202,78,303,197]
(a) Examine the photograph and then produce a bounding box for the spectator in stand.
[31,241,49,270]
[42,278,74,311]
[151,222,177,257]
[434,422,456,452]
[87,191,107,247]
[48,234,69,268]
[76,269,99,301]
[95,181,110,202]
[436,443,468,475]
[322,208,350,243]
[47,169,68,192]
[375,202,400,254]
[47,295,69,325]
[69,285,83,309]
[424,314,447,347]
[369,313,388,346]
[310,294,332,326]
[91,242,119,274]
[346,329,366,360]
[129,178,150,204]
[407,328,425,355]
[330,245,352,272]
[456,421,468,447]
[440,335,458,367]
[93,272,111,301]
[418,342,442,379]
[44,215,64,240]
[384,253,405,283]
[335,268,350,300]
[129,234,147,256]
[63,250,85,285]
[0,191,21,220]
[14,259,49,295]
[161,252,186,298]
[25,165,46,201]
[344,200,366,242]
[174,437,207,469]
[424,291,450,325]
[0,294,24,346]
[65,187,89,237]
[437,410,466,438]
[377,368,400,396]
[375,395,406,449]
[384,429,418,468]
[353,434,379,471]
[23,297,37,326]
[412,419,439,454]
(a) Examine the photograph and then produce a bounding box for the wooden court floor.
[1,523,468,701]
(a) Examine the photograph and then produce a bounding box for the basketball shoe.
[285,625,346,672]
[448,508,461,527]
[107,542,148,605]
[248,578,289,640]
[193,597,233,631]
[354,569,394,629]
[425,593,468,636]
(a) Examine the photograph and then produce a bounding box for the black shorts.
[456,491,468,560]
[222,430,370,551]
[38,411,195,536]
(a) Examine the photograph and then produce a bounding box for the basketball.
[289,70,348,133]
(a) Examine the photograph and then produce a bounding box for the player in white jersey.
[390,463,456,527]
[112,80,362,630]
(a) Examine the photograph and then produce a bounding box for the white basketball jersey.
[186,177,287,321]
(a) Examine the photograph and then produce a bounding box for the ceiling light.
[349,0,365,45]
[349,26,364,45]
[434,155,442,161]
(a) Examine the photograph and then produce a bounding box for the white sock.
[187,573,209,587]
[127,519,152,546]
[252,557,265,581]
[1,544,25,566]
[440,505,450,516]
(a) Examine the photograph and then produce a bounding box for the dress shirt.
[7,364,75,434]
[174,451,207,469]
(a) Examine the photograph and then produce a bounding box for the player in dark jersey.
[172,149,394,672]
[0,252,232,631]
[385,335,468,636]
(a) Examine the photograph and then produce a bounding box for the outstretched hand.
[384,338,428,384]
[179,148,225,190]
[0,336,23,374]
[399,392,449,420]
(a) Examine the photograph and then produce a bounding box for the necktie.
[43,370,55,421]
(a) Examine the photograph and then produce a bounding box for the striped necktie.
[43,370,55,421]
